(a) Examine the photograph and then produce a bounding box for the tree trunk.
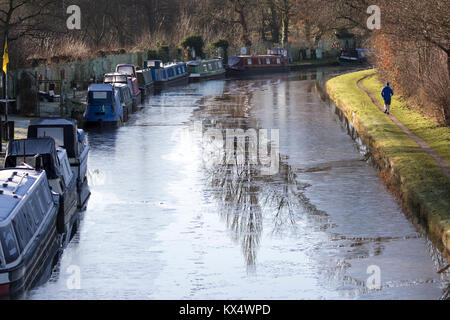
[447,52,450,79]
[304,19,311,47]
[281,12,289,47]
[239,9,252,48]
[269,1,279,43]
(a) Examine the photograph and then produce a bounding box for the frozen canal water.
[27,67,449,299]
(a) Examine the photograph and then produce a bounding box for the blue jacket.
[381,86,394,104]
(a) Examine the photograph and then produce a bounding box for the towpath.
[357,74,450,179]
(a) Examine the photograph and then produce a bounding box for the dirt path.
[357,74,450,179]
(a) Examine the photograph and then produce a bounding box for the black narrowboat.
[5,138,79,248]
[0,168,60,299]
[27,118,91,210]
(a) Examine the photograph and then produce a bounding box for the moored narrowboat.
[5,138,79,248]
[145,60,189,88]
[115,64,142,112]
[136,68,154,101]
[226,53,289,76]
[187,58,225,81]
[27,118,91,210]
[338,48,369,65]
[84,84,124,128]
[0,168,60,299]
[103,74,133,120]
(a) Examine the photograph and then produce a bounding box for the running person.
[381,82,394,114]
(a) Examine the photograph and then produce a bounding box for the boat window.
[60,155,73,187]
[93,92,107,99]
[266,58,271,64]
[208,64,213,71]
[36,187,49,217]
[247,59,252,65]
[0,225,19,263]
[13,209,33,251]
[203,65,207,72]
[104,75,127,84]
[23,202,37,234]
[116,66,134,76]
[42,183,52,206]
[88,91,112,105]
[258,59,262,65]
[277,58,281,64]
[36,127,65,148]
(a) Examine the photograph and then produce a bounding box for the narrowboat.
[27,118,90,210]
[84,83,125,128]
[144,60,189,88]
[226,54,289,76]
[115,64,142,111]
[0,168,60,299]
[338,48,369,65]
[5,138,79,248]
[103,73,134,120]
[136,68,154,101]
[187,58,225,81]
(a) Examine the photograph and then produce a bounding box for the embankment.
[326,69,450,257]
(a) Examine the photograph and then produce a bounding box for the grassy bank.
[361,73,450,164]
[326,69,450,254]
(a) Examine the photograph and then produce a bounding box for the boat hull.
[132,91,142,112]
[226,65,290,77]
[139,84,154,102]
[189,71,225,82]
[84,118,122,129]
[1,206,60,300]
[154,74,189,89]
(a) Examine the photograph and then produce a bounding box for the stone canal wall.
[325,69,450,258]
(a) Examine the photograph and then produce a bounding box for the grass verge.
[326,69,450,254]
[361,72,450,164]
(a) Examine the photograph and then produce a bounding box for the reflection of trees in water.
[197,80,336,271]
[204,144,332,271]
[208,164,262,270]
[195,77,449,299]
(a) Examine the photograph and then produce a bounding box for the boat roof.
[112,83,130,89]
[188,58,222,66]
[164,62,186,67]
[28,118,76,128]
[234,55,284,58]
[0,169,43,223]
[89,84,113,92]
[5,138,61,179]
[116,64,135,68]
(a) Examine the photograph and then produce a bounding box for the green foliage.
[180,35,204,58]
[211,39,229,50]
[211,39,229,64]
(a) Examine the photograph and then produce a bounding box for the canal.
[28,67,449,299]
